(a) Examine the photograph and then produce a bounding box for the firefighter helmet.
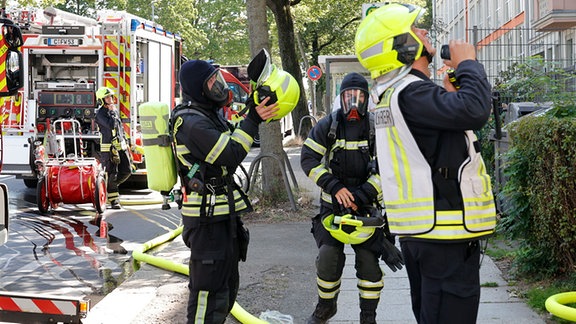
[355,3,426,80]
[96,87,115,106]
[248,48,300,121]
[322,213,376,245]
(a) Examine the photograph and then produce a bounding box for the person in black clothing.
[173,59,277,323]
[355,3,497,323]
[95,87,131,209]
[301,73,403,324]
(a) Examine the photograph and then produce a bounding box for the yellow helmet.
[355,3,425,80]
[248,48,300,121]
[322,214,376,245]
[96,87,115,105]
[254,66,300,121]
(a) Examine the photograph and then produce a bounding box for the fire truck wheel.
[94,174,107,213]
[24,178,38,189]
[36,177,50,214]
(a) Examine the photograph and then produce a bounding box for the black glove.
[381,238,404,272]
[245,93,263,124]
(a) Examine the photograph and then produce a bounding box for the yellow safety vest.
[374,75,496,240]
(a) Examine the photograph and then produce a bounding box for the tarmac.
[83,145,548,324]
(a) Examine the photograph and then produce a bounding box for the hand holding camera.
[440,40,476,68]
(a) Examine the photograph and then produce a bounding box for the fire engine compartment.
[28,46,101,157]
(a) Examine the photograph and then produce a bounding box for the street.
[0,175,181,305]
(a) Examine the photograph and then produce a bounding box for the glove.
[381,238,404,272]
[110,146,120,165]
[245,93,264,124]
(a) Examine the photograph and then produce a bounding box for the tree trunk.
[246,0,285,201]
[267,0,312,139]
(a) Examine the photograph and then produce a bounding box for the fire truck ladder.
[101,21,125,100]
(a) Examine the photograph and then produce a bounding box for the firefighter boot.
[359,298,378,324]
[306,297,337,324]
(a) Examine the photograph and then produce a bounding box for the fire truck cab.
[0,7,182,188]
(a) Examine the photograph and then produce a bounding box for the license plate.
[47,38,80,46]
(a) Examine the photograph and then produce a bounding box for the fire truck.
[0,7,183,188]
[0,12,90,323]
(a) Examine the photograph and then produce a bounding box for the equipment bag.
[139,102,177,193]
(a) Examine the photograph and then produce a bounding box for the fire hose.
[131,225,268,324]
[545,292,576,321]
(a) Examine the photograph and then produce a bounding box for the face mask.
[340,89,368,121]
[204,69,232,107]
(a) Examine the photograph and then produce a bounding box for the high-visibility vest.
[374,74,496,240]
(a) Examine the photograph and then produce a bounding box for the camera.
[440,44,450,60]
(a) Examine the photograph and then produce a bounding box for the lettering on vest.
[374,107,394,128]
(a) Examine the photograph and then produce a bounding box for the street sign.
[307,65,322,81]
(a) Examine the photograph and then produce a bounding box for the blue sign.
[307,65,322,81]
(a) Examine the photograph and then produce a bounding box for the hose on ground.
[131,226,268,324]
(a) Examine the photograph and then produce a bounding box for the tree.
[246,0,287,203]
[266,0,310,138]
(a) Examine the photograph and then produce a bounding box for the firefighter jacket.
[301,111,382,212]
[172,103,259,220]
[373,60,496,241]
[95,105,127,152]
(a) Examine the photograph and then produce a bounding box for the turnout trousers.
[183,216,240,324]
[400,239,481,324]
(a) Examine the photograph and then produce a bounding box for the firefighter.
[301,72,403,324]
[172,59,278,323]
[355,3,497,323]
[95,87,131,209]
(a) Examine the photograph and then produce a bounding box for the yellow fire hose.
[131,226,268,323]
[545,292,576,321]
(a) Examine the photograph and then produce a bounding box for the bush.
[502,115,576,277]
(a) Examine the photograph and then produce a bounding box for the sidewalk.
[83,145,547,324]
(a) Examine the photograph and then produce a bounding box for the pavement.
[82,145,547,324]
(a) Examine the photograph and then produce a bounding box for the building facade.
[433,0,576,86]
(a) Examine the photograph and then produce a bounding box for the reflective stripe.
[195,290,208,323]
[357,278,384,289]
[182,190,249,217]
[303,137,326,156]
[230,128,252,152]
[175,144,193,168]
[317,277,340,299]
[317,277,341,290]
[100,143,111,151]
[206,133,230,164]
[359,290,381,299]
[366,174,382,195]
[333,138,369,151]
[375,75,495,239]
[308,165,328,183]
[359,41,385,60]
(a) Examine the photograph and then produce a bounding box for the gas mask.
[340,88,368,122]
[203,69,232,107]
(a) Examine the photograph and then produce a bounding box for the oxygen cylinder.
[138,102,177,193]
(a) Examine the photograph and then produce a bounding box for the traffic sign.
[307,65,322,81]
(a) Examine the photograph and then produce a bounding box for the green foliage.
[502,116,576,278]
[495,56,576,111]
[525,274,576,322]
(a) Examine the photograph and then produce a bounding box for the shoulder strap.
[324,110,340,168]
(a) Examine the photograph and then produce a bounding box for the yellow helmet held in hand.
[248,48,300,121]
[322,213,376,245]
[355,3,425,80]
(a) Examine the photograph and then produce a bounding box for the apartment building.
[433,0,576,85]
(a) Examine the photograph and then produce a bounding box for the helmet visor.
[204,69,231,105]
[340,89,368,116]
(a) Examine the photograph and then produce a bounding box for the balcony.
[532,0,576,31]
